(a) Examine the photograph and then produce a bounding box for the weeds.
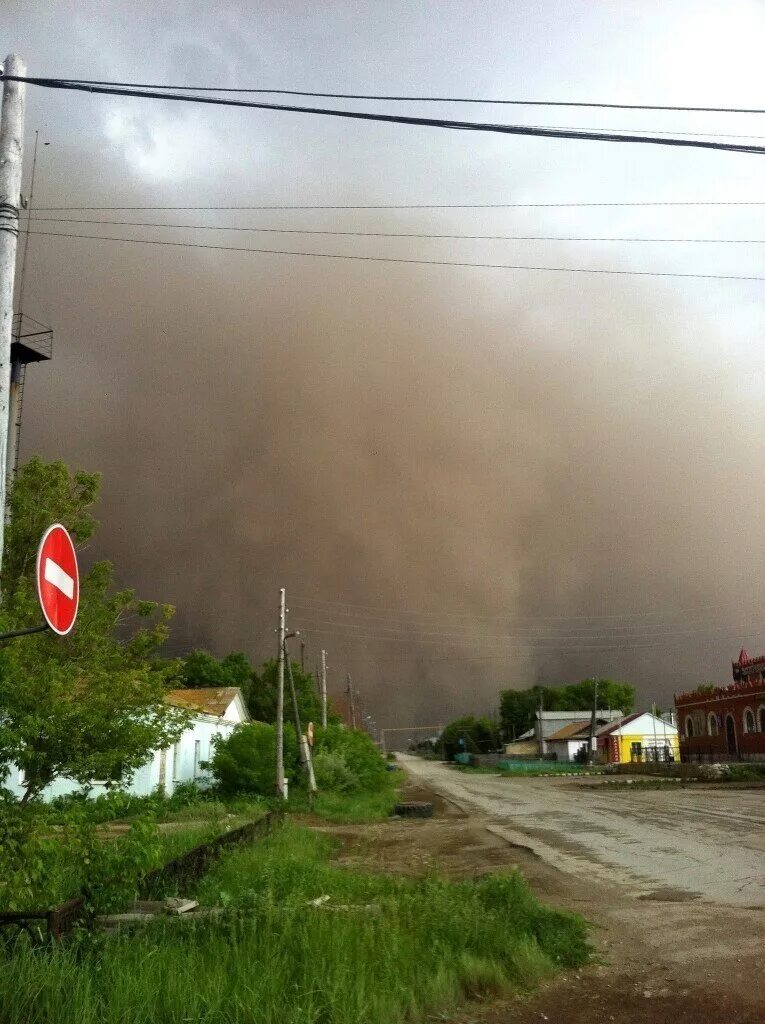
[0,822,590,1024]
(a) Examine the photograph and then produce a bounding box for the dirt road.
[387,755,765,1023]
[398,754,765,906]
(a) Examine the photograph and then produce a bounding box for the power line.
[27,217,765,244]
[294,615,765,643]
[21,77,765,115]
[32,201,765,211]
[27,229,765,282]
[5,75,765,155]
[290,594,761,622]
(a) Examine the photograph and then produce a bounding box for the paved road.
[399,755,765,906]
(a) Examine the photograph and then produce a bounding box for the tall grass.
[0,823,590,1024]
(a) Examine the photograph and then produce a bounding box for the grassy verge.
[0,797,266,910]
[290,770,402,823]
[0,821,590,1024]
[456,762,600,777]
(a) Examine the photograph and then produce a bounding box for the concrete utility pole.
[6,128,38,494]
[275,588,286,799]
[0,55,26,575]
[320,649,328,728]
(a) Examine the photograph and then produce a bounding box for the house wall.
[3,711,240,802]
[548,739,589,762]
[615,731,680,763]
[676,681,765,763]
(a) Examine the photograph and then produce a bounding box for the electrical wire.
[20,76,765,114]
[289,594,761,621]
[292,615,765,643]
[5,75,765,155]
[26,216,765,244]
[26,229,765,281]
[32,201,765,211]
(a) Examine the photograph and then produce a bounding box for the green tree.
[500,679,635,738]
[0,458,188,802]
[440,715,499,756]
[209,721,299,797]
[247,658,324,727]
[181,649,252,690]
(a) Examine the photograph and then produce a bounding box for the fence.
[0,810,280,944]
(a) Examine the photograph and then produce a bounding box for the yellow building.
[597,712,680,764]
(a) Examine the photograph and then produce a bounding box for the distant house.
[545,721,594,762]
[676,648,765,763]
[596,712,679,764]
[3,686,249,802]
[512,709,624,759]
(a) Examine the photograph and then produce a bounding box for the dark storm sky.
[4,1,765,726]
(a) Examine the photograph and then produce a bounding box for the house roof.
[166,687,244,718]
[595,712,643,737]
[546,721,592,741]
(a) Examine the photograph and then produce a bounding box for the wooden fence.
[0,810,280,944]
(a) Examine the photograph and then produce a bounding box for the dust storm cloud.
[19,198,765,726]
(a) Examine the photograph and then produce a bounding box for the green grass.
[0,822,590,1024]
[457,762,600,777]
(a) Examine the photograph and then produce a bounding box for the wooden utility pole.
[588,677,599,765]
[284,637,317,796]
[346,673,357,729]
[537,687,545,758]
[300,639,305,674]
[320,649,328,728]
[0,55,26,575]
[275,588,286,799]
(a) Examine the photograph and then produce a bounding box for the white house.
[3,686,250,802]
[506,709,624,759]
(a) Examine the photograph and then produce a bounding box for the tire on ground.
[393,801,433,818]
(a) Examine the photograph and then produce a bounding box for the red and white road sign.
[36,524,79,635]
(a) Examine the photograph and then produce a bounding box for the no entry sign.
[36,524,79,635]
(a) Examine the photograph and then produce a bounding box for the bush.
[209,722,299,797]
[312,749,356,793]
[313,726,387,791]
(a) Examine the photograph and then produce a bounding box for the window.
[630,741,642,762]
[685,716,694,738]
[759,706,765,733]
[707,714,719,737]
[172,740,182,781]
[743,708,755,734]
[193,739,201,777]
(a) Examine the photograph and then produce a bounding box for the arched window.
[743,708,755,733]
[707,713,719,737]
[685,716,694,738]
[759,706,765,733]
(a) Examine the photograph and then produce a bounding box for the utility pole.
[275,588,286,799]
[300,639,305,674]
[588,677,599,765]
[0,55,26,575]
[320,649,328,728]
[285,635,317,798]
[537,687,545,758]
[346,673,357,729]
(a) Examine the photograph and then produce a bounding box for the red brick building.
[676,649,765,762]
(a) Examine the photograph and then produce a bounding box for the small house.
[596,712,679,764]
[4,686,249,802]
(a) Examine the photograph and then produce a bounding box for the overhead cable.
[26,216,765,243]
[4,75,765,155]
[20,76,765,114]
[27,229,765,281]
[33,201,765,211]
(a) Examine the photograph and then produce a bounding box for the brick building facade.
[676,649,765,762]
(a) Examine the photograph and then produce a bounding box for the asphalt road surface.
[398,755,765,907]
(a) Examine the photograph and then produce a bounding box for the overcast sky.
[4,2,765,726]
